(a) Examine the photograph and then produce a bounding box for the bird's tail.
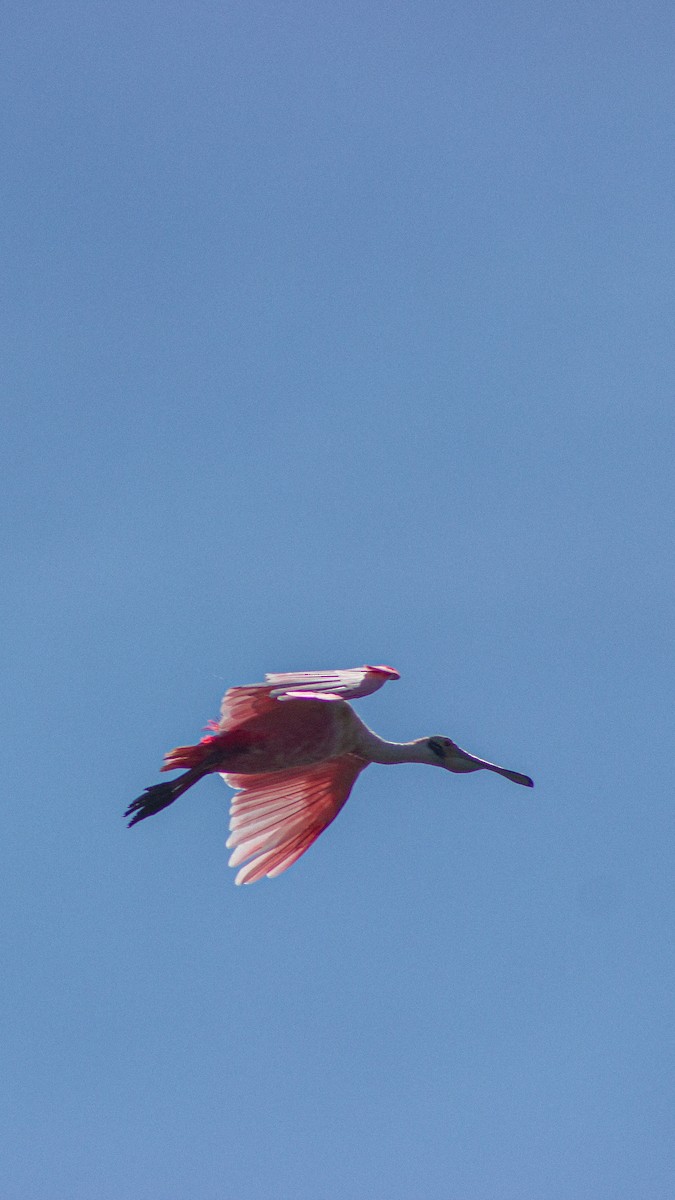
[160,733,223,772]
[125,765,207,828]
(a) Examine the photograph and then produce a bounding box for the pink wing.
[218,683,277,728]
[223,754,366,885]
[217,665,399,730]
[264,664,400,700]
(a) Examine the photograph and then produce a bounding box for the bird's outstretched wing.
[223,754,366,885]
[265,664,400,700]
[218,665,399,729]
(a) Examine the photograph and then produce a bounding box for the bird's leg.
[125,766,207,827]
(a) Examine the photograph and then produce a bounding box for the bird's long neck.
[355,726,430,766]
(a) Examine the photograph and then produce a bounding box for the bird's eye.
[428,738,445,759]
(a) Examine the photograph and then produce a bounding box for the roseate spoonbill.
[126,665,533,885]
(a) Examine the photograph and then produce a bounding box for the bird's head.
[425,736,533,787]
[426,736,480,773]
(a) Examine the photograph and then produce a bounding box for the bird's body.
[126,665,533,884]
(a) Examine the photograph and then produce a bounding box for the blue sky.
[2,1,674,1196]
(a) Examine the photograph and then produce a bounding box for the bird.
[125,664,533,885]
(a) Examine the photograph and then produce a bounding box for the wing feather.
[264,664,400,700]
[219,684,275,727]
[223,755,366,884]
[218,665,399,729]
[234,831,320,886]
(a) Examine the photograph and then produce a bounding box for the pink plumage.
[225,756,366,885]
[126,664,533,884]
